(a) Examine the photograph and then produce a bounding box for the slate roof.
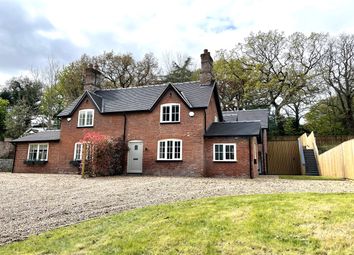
[204,122,261,137]
[58,82,217,117]
[12,130,61,143]
[222,109,269,129]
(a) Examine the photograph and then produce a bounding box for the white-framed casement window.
[157,139,182,160]
[160,103,180,123]
[74,142,83,160]
[213,143,237,162]
[73,142,91,160]
[78,109,94,127]
[27,143,49,161]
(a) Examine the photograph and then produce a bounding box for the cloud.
[0,1,80,74]
[2,0,354,86]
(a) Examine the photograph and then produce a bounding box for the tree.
[214,50,265,110]
[57,54,91,104]
[5,101,32,138]
[135,53,160,86]
[164,57,198,83]
[0,98,9,140]
[2,77,43,111]
[40,84,64,129]
[94,51,136,88]
[237,31,326,134]
[320,34,354,133]
[305,97,348,135]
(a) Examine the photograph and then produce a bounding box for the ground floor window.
[27,143,48,161]
[157,139,182,160]
[74,142,91,160]
[213,143,236,162]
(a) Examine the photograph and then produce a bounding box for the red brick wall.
[14,97,126,174]
[13,142,77,174]
[205,137,253,177]
[250,136,259,178]
[58,98,125,173]
[262,129,268,173]
[14,88,207,176]
[13,86,257,178]
[125,89,205,176]
[205,93,219,127]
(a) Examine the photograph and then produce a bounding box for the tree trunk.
[273,104,285,135]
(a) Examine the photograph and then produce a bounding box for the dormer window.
[160,103,180,123]
[78,109,94,127]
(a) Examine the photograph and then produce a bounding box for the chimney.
[83,63,102,92]
[200,49,214,85]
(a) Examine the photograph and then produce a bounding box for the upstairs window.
[160,104,180,123]
[78,109,94,127]
[157,139,182,160]
[213,143,236,162]
[28,143,48,161]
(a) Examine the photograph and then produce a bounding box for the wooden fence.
[318,139,354,179]
[268,140,301,175]
[270,135,354,145]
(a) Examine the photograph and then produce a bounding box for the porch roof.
[12,130,61,143]
[204,122,261,137]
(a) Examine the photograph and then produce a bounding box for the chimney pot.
[200,49,214,85]
[83,64,102,92]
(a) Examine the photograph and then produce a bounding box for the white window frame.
[73,142,83,160]
[73,142,91,161]
[27,143,49,161]
[160,103,180,123]
[213,143,237,162]
[157,139,183,160]
[77,109,94,127]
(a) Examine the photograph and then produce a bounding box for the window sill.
[156,160,183,162]
[213,160,237,163]
[77,126,94,128]
[24,160,48,165]
[160,122,180,124]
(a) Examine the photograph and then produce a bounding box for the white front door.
[127,141,143,173]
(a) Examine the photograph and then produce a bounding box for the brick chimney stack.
[83,63,102,92]
[200,49,214,85]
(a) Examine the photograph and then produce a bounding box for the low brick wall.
[0,159,13,172]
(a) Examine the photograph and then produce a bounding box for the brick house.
[12,50,268,178]
[223,109,269,174]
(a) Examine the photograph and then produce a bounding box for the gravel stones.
[0,173,353,245]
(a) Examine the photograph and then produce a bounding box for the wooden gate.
[268,141,301,175]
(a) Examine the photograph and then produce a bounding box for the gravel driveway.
[1,173,353,245]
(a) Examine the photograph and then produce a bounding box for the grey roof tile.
[88,91,103,112]
[223,109,269,129]
[204,122,261,137]
[12,130,61,143]
[57,81,215,117]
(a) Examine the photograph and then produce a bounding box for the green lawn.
[279,175,345,181]
[1,193,354,255]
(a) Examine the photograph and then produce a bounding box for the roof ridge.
[219,120,261,124]
[89,91,103,99]
[95,81,201,92]
[223,109,269,112]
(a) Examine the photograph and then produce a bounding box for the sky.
[1,0,354,86]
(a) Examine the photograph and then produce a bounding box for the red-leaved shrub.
[80,132,127,177]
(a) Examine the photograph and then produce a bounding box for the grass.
[1,193,354,255]
[279,175,345,181]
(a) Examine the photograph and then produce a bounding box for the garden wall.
[0,159,13,172]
